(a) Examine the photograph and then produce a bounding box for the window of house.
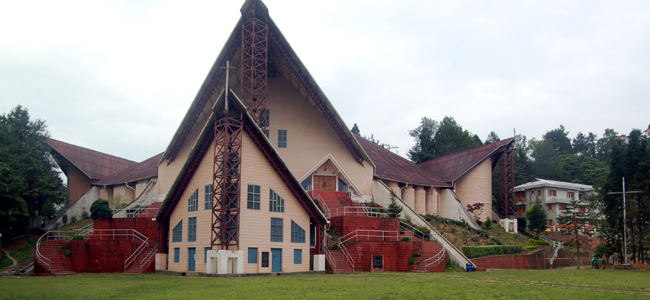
[261,252,269,267]
[538,190,541,196]
[567,192,575,199]
[278,130,287,148]
[291,220,306,243]
[248,248,258,264]
[561,204,566,210]
[188,217,197,242]
[205,247,211,263]
[172,220,182,243]
[310,224,315,247]
[174,248,180,263]
[548,219,553,226]
[580,207,586,213]
[269,189,285,212]
[547,204,552,211]
[301,177,312,191]
[205,184,213,210]
[338,178,348,192]
[271,217,283,242]
[549,190,557,197]
[294,249,302,264]
[188,189,199,212]
[247,184,261,210]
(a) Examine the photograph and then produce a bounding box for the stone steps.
[327,250,353,274]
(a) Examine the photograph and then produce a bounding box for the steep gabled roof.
[46,138,137,180]
[418,138,514,184]
[354,133,449,187]
[157,89,327,225]
[94,152,163,185]
[159,0,372,168]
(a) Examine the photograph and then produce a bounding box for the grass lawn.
[0,251,12,269]
[57,217,93,231]
[1,269,649,299]
[484,225,531,246]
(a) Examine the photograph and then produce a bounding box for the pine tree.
[559,197,589,268]
[525,198,548,239]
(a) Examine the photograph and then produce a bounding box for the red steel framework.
[211,110,243,250]
[241,3,268,130]
[500,148,515,217]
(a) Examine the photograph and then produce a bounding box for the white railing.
[35,231,75,271]
[400,222,431,241]
[329,206,392,218]
[322,242,336,273]
[140,246,158,273]
[339,229,400,244]
[550,241,563,266]
[338,242,354,272]
[424,245,447,272]
[85,229,149,273]
[315,194,330,217]
[128,195,157,218]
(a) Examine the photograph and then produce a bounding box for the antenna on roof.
[220,60,236,113]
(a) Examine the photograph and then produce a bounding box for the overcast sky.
[1,0,649,162]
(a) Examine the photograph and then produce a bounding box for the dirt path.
[1,249,18,271]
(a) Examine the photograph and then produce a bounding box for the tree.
[526,198,548,239]
[466,203,485,221]
[408,116,482,163]
[543,125,572,156]
[485,131,500,145]
[351,123,360,135]
[0,105,66,242]
[559,197,589,268]
[90,199,112,220]
[556,154,608,186]
[572,132,597,158]
[528,138,559,180]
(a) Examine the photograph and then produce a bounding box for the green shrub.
[400,237,412,242]
[90,199,112,220]
[413,253,422,258]
[64,249,72,257]
[62,214,68,225]
[408,257,417,265]
[70,216,77,223]
[60,245,68,250]
[461,245,524,259]
[524,245,538,250]
[415,226,430,234]
[528,239,550,246]
[82,210,89,219]
[72,235,84,240]
[483,217,493,230]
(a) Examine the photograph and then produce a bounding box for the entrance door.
[314,176,336,191]
[271,248,282,272]
[188,248,196,271]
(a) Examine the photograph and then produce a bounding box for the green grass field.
[1,269,648,299]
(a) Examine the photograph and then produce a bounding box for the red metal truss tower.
[241,2,268,130]
[500,147,515,217]
[211,108,243,250]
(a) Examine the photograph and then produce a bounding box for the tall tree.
[572,132,598,158]
[408,116,482,163]
[528,138,559,180]
[559,197,589,268]
[526,198,548,239]
[543,125,573,156]
[556,154,608,186]
[485,131,500,145]
[0,106,66,242]
[351,123,360,135]
[596,128,619,164]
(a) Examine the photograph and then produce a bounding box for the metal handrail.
[35,231,77,271]
[84,228,148,273]
[400,222,431,241]
[338,243,354,272]
[339,229,400,244]
[316,194,330,217]
[128,195,156,218]
[329,206,391,218]
[322,243,336,273]
[35,232,52,271]
[140,246,158,273]
[424,238,447,271]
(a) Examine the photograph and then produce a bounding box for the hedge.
[462,245,523,259]
[528,239,551,246]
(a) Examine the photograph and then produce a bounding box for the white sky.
[1,0,649,162]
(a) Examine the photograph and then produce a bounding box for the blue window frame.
[188,217,196,242]
[172,220,182,243]
[338,178,348,192]
[291,220,306,243]
[310,223,316,246]
[247,184,261,210]
[271,217,283,242]
[269,189,285,213]
[174,248,180,263]
[248,248,258,264]
[188,189,198,212]
[205,247,211,264]
[278,130,287,148]
[301,177,312,191]
[294,249,302,264]
[205,184,213,210]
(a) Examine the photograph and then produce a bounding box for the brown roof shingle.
[354,134,449,187]
[94,152,163,185]
[46,138,137,180]
[417,138,514,183]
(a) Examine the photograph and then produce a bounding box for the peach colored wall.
[266,76,374,197]
[414,185,425,215]
[113,185,134,205]
[66,166,91,205]
[401,185,414,209]
[454,159,493,221]
[166,131,311,273]
[386,181,400,195]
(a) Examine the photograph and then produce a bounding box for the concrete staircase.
[326,249,353,274]
[37,240,75,276]
[124,243,157,274]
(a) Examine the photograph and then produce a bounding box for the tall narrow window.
[294,249,302,264]
[247,184,261,210]
[205,247,211,263]
[188,189,199,212]
[269,189,285,212]
[174,248,180,263]
[271,217,283,242]
[338,178,348,192]
[291,220,306,243]
[248,248,258,264]
[172,220,182,243]
[310,224,315,246]
[188,217,197,242]
[278,130,287,148]
[205,184,213,210]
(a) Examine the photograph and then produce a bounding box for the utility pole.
[607,177,641,265]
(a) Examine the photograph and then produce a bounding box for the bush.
[483,217,493,230]
[408,257,418,265]
[400,237,412,242]
[82,210,89,219]
[524,245,538,250]
[62,214,68,225]
[90,199,112,220]
[64,249,72,257]
[70,216,77,223]
[461,245,524,259]
[528,239,550,246]
[72,235,84,240]
[415,226,430,234]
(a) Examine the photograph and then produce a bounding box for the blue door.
[271,248,282,272]
[188,248,196,271]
